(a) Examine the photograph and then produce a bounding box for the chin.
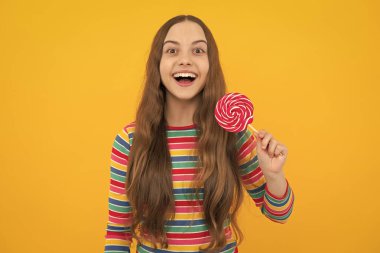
[173,94,198,101]
[167,89,200,101]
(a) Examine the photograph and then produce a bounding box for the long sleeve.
[236,125,295,224]
[104,126,133,253]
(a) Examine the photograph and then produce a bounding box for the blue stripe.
[105,245,130,252]
[165,219,205,226]
[109,197,130,207]
[128,132,133,141]
[171,156,199,162]
[115,135,130,150]
[111,167,126,176]
[247,183,265,194]
[264,189,291,207]
[173,188,204,194]
[106,225,127,231]
[239,155,258,170]
[222,241,237,251]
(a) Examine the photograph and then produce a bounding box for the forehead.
[164,21,206,43]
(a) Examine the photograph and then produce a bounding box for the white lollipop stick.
[247,124,259,134]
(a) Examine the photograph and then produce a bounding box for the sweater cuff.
[264,178,289,200]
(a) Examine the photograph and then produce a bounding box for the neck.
[164,92,200,126]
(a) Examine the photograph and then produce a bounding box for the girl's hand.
[253,130,288,177]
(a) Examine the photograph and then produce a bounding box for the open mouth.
[172,73,198,86]
[174,76,196,83]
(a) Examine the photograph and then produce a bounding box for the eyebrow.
[163,39,208,46]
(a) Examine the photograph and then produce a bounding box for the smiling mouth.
[172,76,197,86]
[173,76,197,83]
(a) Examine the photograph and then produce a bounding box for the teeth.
[173,72,197,78]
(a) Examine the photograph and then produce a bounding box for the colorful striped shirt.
[104,122,295,253]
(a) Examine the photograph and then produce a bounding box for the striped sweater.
[104,122,295,253]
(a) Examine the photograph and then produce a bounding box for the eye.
[194,48,206,54]
[166,48,176,54]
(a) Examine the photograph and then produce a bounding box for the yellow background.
[1,0,379,252]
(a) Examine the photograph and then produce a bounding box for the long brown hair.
[126,15,245,253]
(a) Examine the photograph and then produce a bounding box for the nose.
[178,51,192,66]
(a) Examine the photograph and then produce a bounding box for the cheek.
[200,57,209,72]
[159,59,165,75]
[159,64,169,81]
[159,62,173,87]
[160,59,172,76]
[201,61,209,77]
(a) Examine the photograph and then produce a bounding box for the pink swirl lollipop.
[214,92,258,133]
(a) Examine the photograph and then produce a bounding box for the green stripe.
[222,247,236,253]
[109,203,131,213]
[172,162,197,168]
[111,173,125,182]
[248,190,264,200]
[166,129,198,137]
[235,130,250,150]
[261,206,293,221]
[264,189,291,205]
[173,193,204,200]
[137,245,151,253]
[165,224,209,233]
[107,228,129,232]
[239,159,259,175]
[113,140,128,155]
[164,221,231,233]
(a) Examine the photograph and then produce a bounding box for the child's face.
[160,21,209,102]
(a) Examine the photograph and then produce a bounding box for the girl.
[104,15,294,253]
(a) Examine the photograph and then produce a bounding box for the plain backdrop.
[0,0,379,252]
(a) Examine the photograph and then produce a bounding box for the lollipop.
[214,92,259,134]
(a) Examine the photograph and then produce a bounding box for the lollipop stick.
[248,124,259,134]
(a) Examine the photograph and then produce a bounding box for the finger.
[258,130,266,138]
[274,144,283,156]
[281,146,288,156]
[261,132,272,150]
[274,144,288,157]
[268,139,278,158]
[254,129,266,139]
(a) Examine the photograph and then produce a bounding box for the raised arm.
[104,126,133,252]
[236,126,295,223]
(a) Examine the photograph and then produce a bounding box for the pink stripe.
[111,154,127,165]
[168,236,211,245]
[242,172,263,185]
[109,216,127,224]
[168,143,196,149]
[167,231,232,245]
[110,185,125,194]
[106,234,130,240]
[175,206,203,213]
[173,174,196,181]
